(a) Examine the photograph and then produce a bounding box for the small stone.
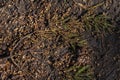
[30,0,34,2]
[2,45,7,50]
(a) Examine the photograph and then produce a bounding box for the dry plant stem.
[9,32,34,69]
[74,1,104,10]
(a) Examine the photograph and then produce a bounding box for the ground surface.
[0,0,120,80]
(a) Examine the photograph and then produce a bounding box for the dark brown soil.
[0,0,120,80]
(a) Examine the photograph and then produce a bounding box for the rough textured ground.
[0,0,120,80]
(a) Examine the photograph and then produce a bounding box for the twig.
[9,32,34,69]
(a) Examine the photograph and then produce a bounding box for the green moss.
[64,65,93,80]
[82,14,112,34]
